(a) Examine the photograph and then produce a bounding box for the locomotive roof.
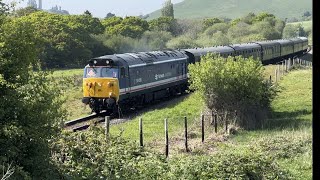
[88,50,188,67]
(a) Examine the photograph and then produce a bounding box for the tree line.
[0,2,311,69]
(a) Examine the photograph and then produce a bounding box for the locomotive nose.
[83,78,120,102]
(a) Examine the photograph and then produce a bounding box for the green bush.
[168,152,291,179]
[188,53,276,129]
[52,126,292,179]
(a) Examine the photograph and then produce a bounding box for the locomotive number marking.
[155,74,165,80]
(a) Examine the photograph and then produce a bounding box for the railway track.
[64,93,190,132]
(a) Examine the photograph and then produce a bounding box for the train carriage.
[229,43,261,60]
[184,46,235,63]
[253,41,281,63]
[277,39,294,58]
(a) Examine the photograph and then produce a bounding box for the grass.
[288,20,312,31]
[57,63,312,178]
[214,68,312,178]
[110,93,204,142]
[147,0,312,20]
[52,69,91,120]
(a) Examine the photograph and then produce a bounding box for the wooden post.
[165,118,169,158]
[269,75,272,85]
[211,110,214,125]
[288,58,291,70]
[139,118,143,147]
[275,69,278,83]
[214,114,218,133]
[284,60,287,72]
[282,61,284,76]
[225,119,228,133]
[184,116,189,152]
[293,58,295,66]
[105,116,110,140]
[201,114,204,143]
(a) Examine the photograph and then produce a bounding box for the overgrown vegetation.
[52,126,292,179]
[188,53,276,129]
[0,3,66,178]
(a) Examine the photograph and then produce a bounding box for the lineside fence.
[100,57,312,158]
[271,57,312,84]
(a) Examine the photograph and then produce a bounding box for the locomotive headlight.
[108,82,114,87]
[94,60,97,64]
[106,60,110,64]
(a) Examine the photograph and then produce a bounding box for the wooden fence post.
[105,116,110,140]
[288,58,291,70]
[269,75,272,85]
[293,58,295,66]
[275,69,278,83]
[165,118,169,158]
[201,114,204,143]
[139,118,143,147]
[225,112,228,133]
[214,114,218,133]
[211,110,214,125]
[284,60,287,72]
[282,61,284,76]
[184,116,189,152]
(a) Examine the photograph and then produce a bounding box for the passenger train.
[82,37,308,114]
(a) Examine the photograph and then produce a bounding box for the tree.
[105,16,149,38]
[0,13,66,178]
[202,18,223,30]
[149,16,176,33]
[303,11,311,17]
[282,24,298,38]
[188,53,275,129]
[161,0,174,18]
[14,6,38,17]
[18,11,106,68]
[84,10,92,16]
[252,12,275,23]
[105,12,115,18]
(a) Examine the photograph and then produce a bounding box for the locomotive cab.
[82,58,120,114]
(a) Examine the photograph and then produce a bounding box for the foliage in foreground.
[188,53,277,129]
[52,126,291,179]
[0,10,66,179]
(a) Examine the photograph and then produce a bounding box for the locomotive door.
[181,63,186,79]
[119,66,131,94]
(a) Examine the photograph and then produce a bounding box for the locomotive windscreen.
[84,67,118,78]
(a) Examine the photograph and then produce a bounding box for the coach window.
[120,67,125,78]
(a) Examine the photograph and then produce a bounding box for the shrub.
[188,53,276,129]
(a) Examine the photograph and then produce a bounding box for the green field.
[110,67,312,178]
[52,69,91,120]
[288,20,312,31]
[148,0,312,20]
[56,65,312,178]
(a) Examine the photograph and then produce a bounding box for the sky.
[4,0,184,18]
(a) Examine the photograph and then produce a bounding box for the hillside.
[147,0,312,20]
